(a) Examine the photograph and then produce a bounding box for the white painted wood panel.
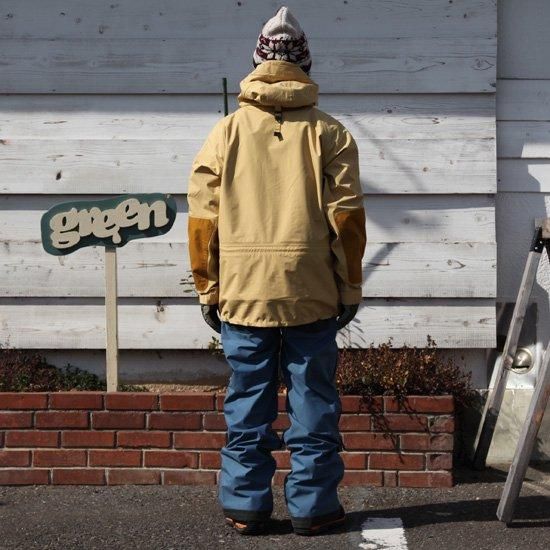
[0,241,496,299]
[0,137,496,195]
[497,80,550,121]
[498,0,550,80]
[0,94,495,140]
[0,37,496,94]
[0,1,497,40]
[496,192,550,301]
[0,194,496,244]
[0,1,498,350]
[0,299,497,349]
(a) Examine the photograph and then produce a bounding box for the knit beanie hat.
[252,6,312,74]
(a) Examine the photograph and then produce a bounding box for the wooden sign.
[41,193,177,256]
[40,194,177,392]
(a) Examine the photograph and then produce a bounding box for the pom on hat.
[252,6,312,74]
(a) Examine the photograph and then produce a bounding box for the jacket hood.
[237,60,318,109]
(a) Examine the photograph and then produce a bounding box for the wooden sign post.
[41,193,177,391]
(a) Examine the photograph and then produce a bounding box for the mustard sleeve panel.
[334,207,367,285]
[188,216,219,304]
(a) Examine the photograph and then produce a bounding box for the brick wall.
[0,392,454,487]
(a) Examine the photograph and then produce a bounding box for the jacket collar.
[237,60,318,109]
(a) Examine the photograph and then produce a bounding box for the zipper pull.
[274,106,283,137]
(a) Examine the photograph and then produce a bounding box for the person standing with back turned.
[187,6,367,537]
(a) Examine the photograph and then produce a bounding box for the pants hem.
[222,508,273,522]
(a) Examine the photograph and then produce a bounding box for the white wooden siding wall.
[496,0,550,303]
[0,0,497,350]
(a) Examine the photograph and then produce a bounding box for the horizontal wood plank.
[498,160,550,192]
[498,122,550,159]
[497,79,550,121]
[0,298,497,349]
[0,241,496,299]
[0,37,496,93]
[0,0,496,39]
[0,194,496,244]
[0,93,495,140]
[0,138,496,194]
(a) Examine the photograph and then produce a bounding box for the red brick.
[174,432,226,450]
[385,396,454,413]
[340,396,383,413]
[89,449,141,467]
[200,451,221,469]
[427,452,453,470]
[369,452,424,470]
[272,470,289,486]
[118,431,171,448]
[105,393,158,411]
[1,393,48,409]
[383,471,398,487]
[202,413,226,430]
[34,449,86,467]
[160,393,215,411]
[273,414,290,430]
[144,450,198,468]
[49,392,104,410]
[61,431,115,448]
[340,471,384,486]
[108,469,161,485]
[0,431,3,447]
[400,433,454,451]
[0,469,49,485]
[148,412,202,431]
[35,411,88,429]
[0,450,31,467]
[398,471,453,488]
[163,470,216,485]
[215,394,226,411]
[0,412,33,429]
[343,432,397,451]
[341,452,368,469]
[372,414,428,432]
[52,469,106,485]
[91,411,145,430]
[273,450,291,468]
[339,415,372,431]
[430,416,455,433]
[399,434,428,450]
[5,430,59,448]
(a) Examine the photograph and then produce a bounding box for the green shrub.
[335,335,476,408]
[0,347,147,392]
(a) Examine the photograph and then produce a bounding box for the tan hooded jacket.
[187,60,366,327]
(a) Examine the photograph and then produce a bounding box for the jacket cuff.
[339,286,362,305]
[198,290,219,305]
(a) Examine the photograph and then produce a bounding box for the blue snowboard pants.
[219,315,344,522]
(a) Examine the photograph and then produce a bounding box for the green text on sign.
[41,193,177,256]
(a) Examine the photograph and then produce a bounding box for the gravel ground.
[0,466,548,549]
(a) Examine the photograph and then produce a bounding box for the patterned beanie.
[253,6,312,74]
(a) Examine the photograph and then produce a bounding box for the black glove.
[201,304,221,334]
[336,303,359,330]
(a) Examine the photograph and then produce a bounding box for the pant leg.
[218,320,283,521]
[279,315,344,519]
